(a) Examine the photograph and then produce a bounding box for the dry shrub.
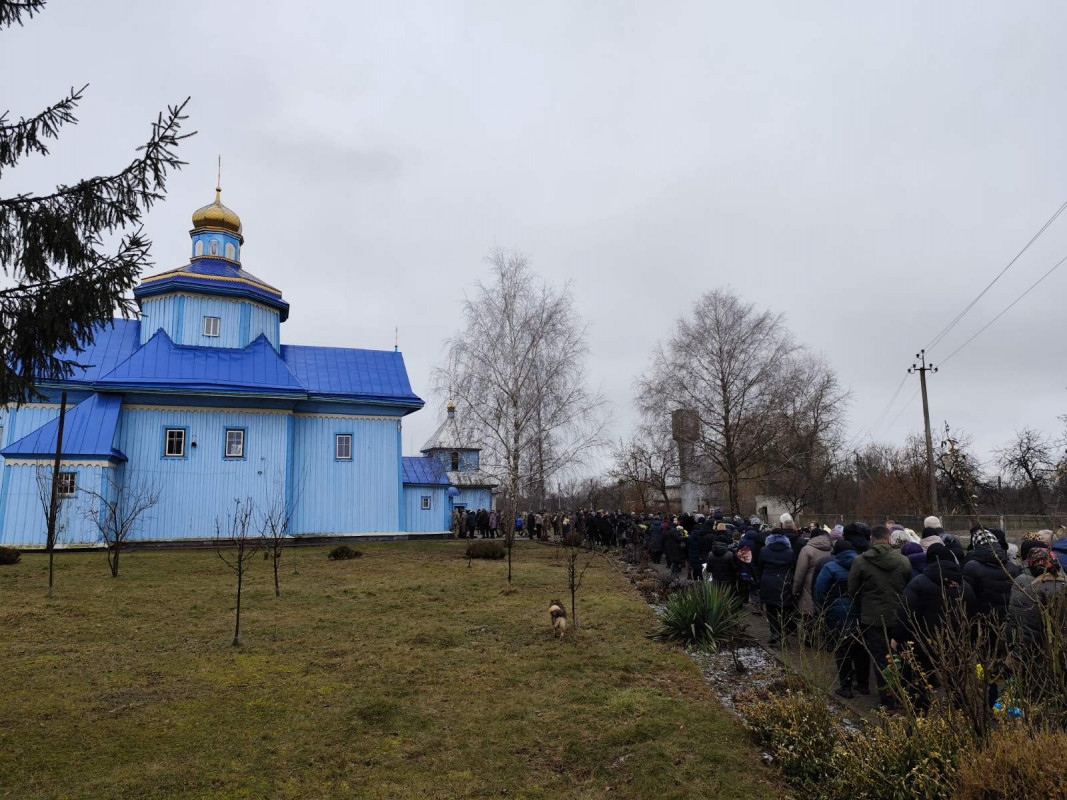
[740,690,844,797]
[741,690,967,800]
[0,546,21,565]
[562,531,582,548]
[834,707,967,800]
[465,540,505,560]
[327,545,362,561]
[956,727,1067,800]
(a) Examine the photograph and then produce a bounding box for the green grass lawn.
[0,541,772,799]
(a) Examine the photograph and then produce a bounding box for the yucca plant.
[650,582,749,652]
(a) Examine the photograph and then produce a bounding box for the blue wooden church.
[0,186,495,546]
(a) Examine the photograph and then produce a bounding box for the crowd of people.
[634,509,1067,710]
[466,504,1067,713]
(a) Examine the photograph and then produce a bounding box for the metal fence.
[809,513,1063,544]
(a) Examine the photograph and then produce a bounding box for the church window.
[57,471,77,497]
[203,316,221,337]
[225,242,236,260]
[335,433,352,460]
[194,240,203,257]
[164,428,186,458]
[224,428,245,459]
[421,495,431,510]
[209,239,219,256]
[450,452,459,471]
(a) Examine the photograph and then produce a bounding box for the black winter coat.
[893,560,976,647]
[664,528,686,565]
[758,537,796,608]
[705,542,737,588]
[743,528,767,564]
[963,547,1021,619]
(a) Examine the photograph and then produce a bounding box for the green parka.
[847,542,913,628]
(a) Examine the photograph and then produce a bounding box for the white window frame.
[335,433,353,460]
[421,495,431,510]
[202,316,221,337]
[57,471,77,498]
[164,428,186,458]
[224,428,245,459]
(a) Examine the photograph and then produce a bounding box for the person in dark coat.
[892,544,977,711]
[814,540,868,698]
[941,534,966,563]
[759,532,797,645]
[648,516,664,564]
[664,524,686,576]
[963,530,1022,621]
[741,524,766,565]
[1052,532,1067,572]
[688,515,711,580]
[848,525,913,707]
[734,544,759,609]
[1009,547,1067,651]
[842,521,871,554]
[705,533,737,595]
[901,541,926,577]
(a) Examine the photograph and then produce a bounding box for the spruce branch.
[0,85,84,175]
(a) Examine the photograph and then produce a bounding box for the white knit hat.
[923,515,942,530]
[779,513,794,527]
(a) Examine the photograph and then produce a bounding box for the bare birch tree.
[79,474,161,577]
[638,289,798,515]
[434,248,609,583]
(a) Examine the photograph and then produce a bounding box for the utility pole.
[909,350,938,516]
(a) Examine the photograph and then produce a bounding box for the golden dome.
[191,187,243,241]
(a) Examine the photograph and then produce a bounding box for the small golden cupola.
[190,184,244,261]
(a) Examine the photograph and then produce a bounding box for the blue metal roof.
[47,319,142,384]
[402,456,451,486]
[1,393,126,461]
[95,330,306,396]
[36,320,424,407]
[282,346,423,406]
[134,258,290,321]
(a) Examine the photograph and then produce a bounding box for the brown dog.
[549,600,567,641]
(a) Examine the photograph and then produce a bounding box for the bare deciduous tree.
[609,424,677,511]
[215,498,258,646]
[565,544,593,631]
[765,354,850,515]
[996,428,1060,516]
[79,474,161,577]
[258,472,303,598]
[638,289,798,515]
[434,248,610,583]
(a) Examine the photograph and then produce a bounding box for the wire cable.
[925,198,1067,352]
[938,251,1067,366]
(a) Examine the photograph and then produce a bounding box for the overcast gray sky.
[5,1,1067,470]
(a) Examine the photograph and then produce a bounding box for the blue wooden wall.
[115,405,289,540]
[402,486,449,532]
[291,415,401,534]
[140,295,280,349]
[453,487,492,511]
[0,462,111,547]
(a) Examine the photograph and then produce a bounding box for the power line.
[939,251,1067,366]
[925,198,1067,353]
[884,388,920,433]
[844,372,909,454]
